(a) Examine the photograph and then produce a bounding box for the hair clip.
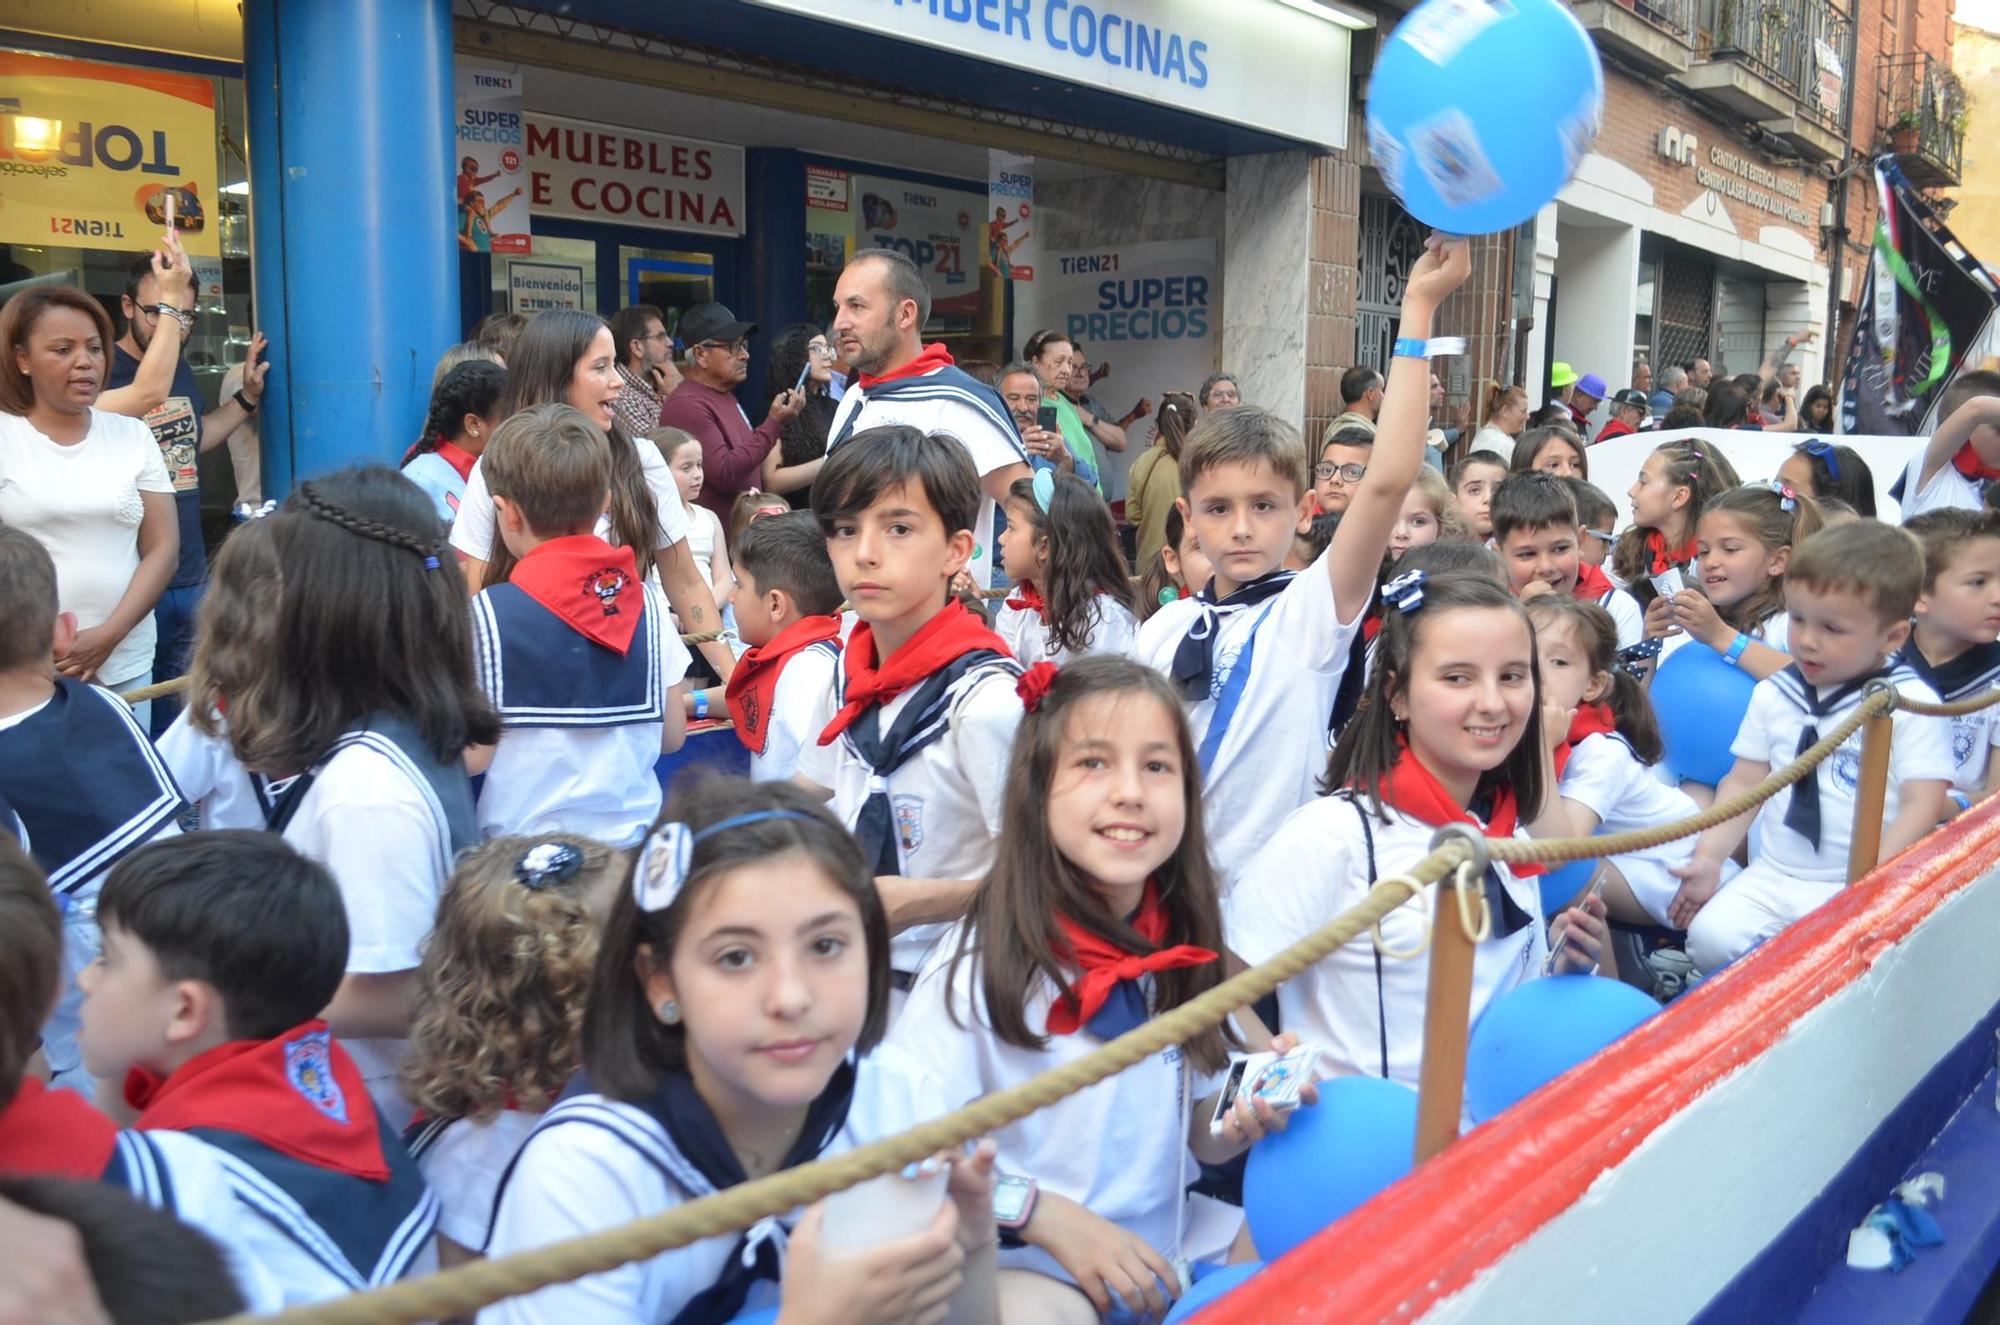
[1765,479,1798,511]
[632,809,819,914]
[515,841,584,890]
[423,555,441,571]
[1016,661,1061,714]
[1802,438,1841,479]
[1381,569,1427,614]
[232,499,278,523]
[1031,468,1055,513]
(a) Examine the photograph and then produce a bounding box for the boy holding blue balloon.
[1669,522,1952,972]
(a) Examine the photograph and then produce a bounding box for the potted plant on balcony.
[1890,108,1921,155]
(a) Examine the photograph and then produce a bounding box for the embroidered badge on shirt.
[893,794,925,852]
[283,1029,349,1125]
[586,566,629,616]
[1832,740,1862,793]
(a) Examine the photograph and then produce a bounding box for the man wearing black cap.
[1597,388,1650,444]
[659,301,803,519]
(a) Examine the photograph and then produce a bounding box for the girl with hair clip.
[446,309,738,681]
[1657,481,1823,684]
[995,471,1141,665]
[1614,438,1742,621]
[878,658,1311,1323]
[222,466,500,1125]
[1389,466,1468,561]
[1134,507,1212,624]
[1227,571,1609,1090]
[1525,596,1699,933]
[1510,425,1588,480]
[481,778,999,1325]
[401,359,507,523]
[402,834,625,1269]
[1126,391,1196,569]
[1777,438,1876,519]
[156,518,281,831]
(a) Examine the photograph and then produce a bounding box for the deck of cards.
[1208,1043,1332,1136]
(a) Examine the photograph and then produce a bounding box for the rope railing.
[206,678,2000,1324]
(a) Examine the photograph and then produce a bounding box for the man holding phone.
[659,300,803,519]
[997,362,1074,473]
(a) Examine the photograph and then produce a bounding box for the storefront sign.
[0,52,222,257]
[1016,237,1218,501]
[455,63,531,255]
[806,164,849,211]
[1698,145,1812,227]
[526,113,745,237]
[985,150,1036,282]
[508,260,586,313]
[738,0,1352,148]
[851,174,985,323]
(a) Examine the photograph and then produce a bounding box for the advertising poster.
[1016,238,1219,502]
[526,113,745,238]
[0,52,222,257]
[850,173,984,325]
[507,260,586,314]
[986,150,1036,282]
[454,63,530,255]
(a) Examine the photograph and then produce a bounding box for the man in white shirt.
[825,249,1030,588]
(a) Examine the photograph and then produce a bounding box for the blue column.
[243,0,458,494]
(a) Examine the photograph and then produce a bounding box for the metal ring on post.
[1372,874,1434,960]
[1862,677,1900,716]
[1430,823,1495,944]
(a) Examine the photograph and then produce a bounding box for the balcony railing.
[1697,0,1854,134]
[1623,0,1698,42]
[1877,50,1965,188]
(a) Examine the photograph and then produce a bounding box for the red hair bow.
[1017,661,1061,713]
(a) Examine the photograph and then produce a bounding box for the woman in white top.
[1469,382,1529,464]
[447,310,738,680]
[0,286,179,709]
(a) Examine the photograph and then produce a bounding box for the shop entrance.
[469,215,739,332]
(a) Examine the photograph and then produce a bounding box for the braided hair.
[403,360,505,466]
[225,466,498,776]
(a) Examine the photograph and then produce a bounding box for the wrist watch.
[233,388,258,414]
[993,1174,1037,1247]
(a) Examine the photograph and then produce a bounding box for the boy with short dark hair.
[0,526,184,1094]
[1449,449,1509,540]
[1139,239,1471,890]
[1314,425,1374,517]
[1674,521,1953,971]
[725,511,846,782]
[472,403,691,847]
[1565,477,1620,570]
[1901,508,2000,802]
[1898,370,2000,516]
[1489,472,1643,646]
[77,832,435,1303]
[796,424,1024,976]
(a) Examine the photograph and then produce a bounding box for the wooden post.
[1414,867,1480,1163]
[1847,701,1896,884]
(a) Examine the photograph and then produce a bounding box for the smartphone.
[1207,1044,1327,1136]
[1036,403,1059,433]
[1544,863,1609,975]
[791,359,812,394]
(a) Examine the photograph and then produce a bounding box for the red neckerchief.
[1554,701,1619,778]
[1371,736,1546,876]
[509,534,642,656]
[1362,610,1383,642]
[127,1020,389,1182]
[434,439,479,482]
[855,342,955,390]
[1953,444,2000,484]
[1573,562,1614,602]
[1645,529,1697,576]
[0,1078,118,1179]
[1596,419,1636,445]
[1004,581,1048,621]
[1044,882,1218,1036]
[818,601,1011,744]
[726,614,843,754]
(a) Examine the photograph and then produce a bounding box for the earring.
[657,999,681,1025]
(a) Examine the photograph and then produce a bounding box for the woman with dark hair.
[1796,383,1835,433]
[1703,379,1755,430]
[446,309,737,678]
[0,286,178,718]
[1125,390,1196,567]
[756,322,839,496]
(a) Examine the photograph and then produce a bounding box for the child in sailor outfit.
[481,779,1000,1325]
[469,404,691,847]
[1901,509,2000,803]
[993,470,1140,666]
[1654,482,1821,683]
[719,512,845,783]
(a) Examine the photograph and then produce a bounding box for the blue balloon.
[1165,1262,1264,1322]
[1366,0,1605,235]
[1244,1077,1418,1261]
[1465,974,1658,1123]
[1651,641,1759,785]
[1539,857,1598,918]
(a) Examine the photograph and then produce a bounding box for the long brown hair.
[184,519,282,739]
[1156,391,1197,460]
[483,310,661,586]
[1610,439,1742,597]
[1698,482,1823,634]
[1524,597,1663,765]
[947,658,1235,1073]
[1007,473,1138,654]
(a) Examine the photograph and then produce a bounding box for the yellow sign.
[0,52,222,257]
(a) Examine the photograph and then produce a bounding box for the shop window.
[619,247,715,338]
[1654,257,1716,375]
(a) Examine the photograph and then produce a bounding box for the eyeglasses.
[643,329,671,343]
[133,304,166,321]
[807,342,833,358]
[1315,462,1367,483]
[1582,526,1616,543]
[696,338,749,356]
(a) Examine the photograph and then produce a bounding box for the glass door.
[621,247,717,342]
